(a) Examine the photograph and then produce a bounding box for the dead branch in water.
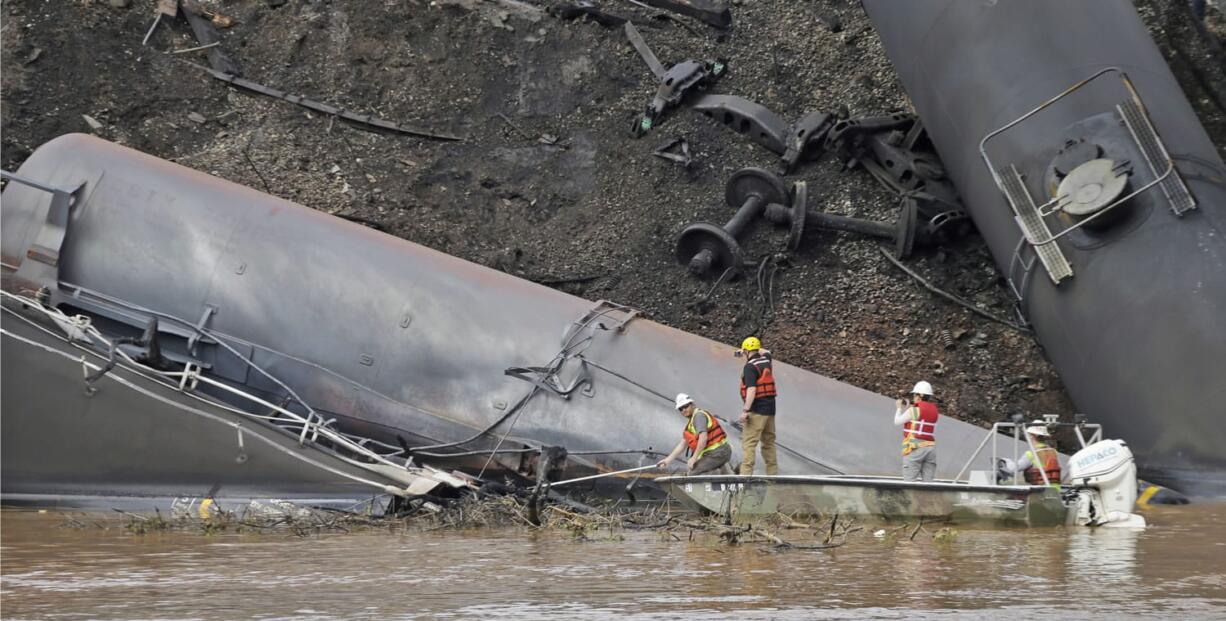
[71,497,889,551]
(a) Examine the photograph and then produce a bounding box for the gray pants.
[691,443,733,475]
[902,444,937,482]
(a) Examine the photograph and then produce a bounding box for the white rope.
[0,293,421,482]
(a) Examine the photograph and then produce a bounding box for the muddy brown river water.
[2,503,1225,620]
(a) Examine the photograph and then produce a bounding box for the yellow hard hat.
[741,336,761,351]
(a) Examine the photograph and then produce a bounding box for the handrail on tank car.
[0,170,79,196]
[0,289,428,484]
[978,67,1178,247]
[15,275,337,452]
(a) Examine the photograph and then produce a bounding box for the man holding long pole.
[657,393,733,475]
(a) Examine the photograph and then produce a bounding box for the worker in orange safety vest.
[999,421,1063,487]
[657,393,733,475]
[894,380,939,481]
[737,336,778,475]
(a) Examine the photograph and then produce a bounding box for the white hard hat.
[1026,421,1050,436]
[911,381,934,396]
[674,393,694,410]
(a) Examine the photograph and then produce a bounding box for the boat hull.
[660,475,1072,527]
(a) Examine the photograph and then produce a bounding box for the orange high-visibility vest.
[740,354,777,400]
[683,409,728,457]
[902,401,939,443]
[1025,444,1062,486]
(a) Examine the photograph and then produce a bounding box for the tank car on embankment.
[862,0,1226,496]
[1,134,1042,506]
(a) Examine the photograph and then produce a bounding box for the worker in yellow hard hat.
[737,336,778,475]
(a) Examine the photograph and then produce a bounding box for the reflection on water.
[1067,527,1139,585]
[2,503,1224,620]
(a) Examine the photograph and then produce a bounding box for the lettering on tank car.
[117,178,177,212]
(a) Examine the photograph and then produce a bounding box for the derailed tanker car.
[0,134,1036,508]
[862,0,1226,495]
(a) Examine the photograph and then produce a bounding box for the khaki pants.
[739,413,778,475]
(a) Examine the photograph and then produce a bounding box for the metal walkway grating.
[1118,98,1197,215]
[998,166,1073,284]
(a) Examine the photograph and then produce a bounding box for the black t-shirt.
[742,354,776,416]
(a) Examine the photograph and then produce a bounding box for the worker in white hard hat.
[998,421,1062,487]
[657,393,733,475]
[893,380,939,481]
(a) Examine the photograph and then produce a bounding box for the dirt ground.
[3,0,1223,427]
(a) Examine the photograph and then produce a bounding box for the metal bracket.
[781,110,835,173]
[563,300,642,345]
[625,23,724,136]
[505,300,642,400]
[825,112,913,153]
[690,94,788,155]
[505,361,593,400]
[186,304,217,355]
[625,21,666,79]
[653,137,693,168]
[1,170,87,296]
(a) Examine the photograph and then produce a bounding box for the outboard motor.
[1066,440,1147,528]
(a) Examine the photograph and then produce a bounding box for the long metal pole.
[548,465,658,487]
